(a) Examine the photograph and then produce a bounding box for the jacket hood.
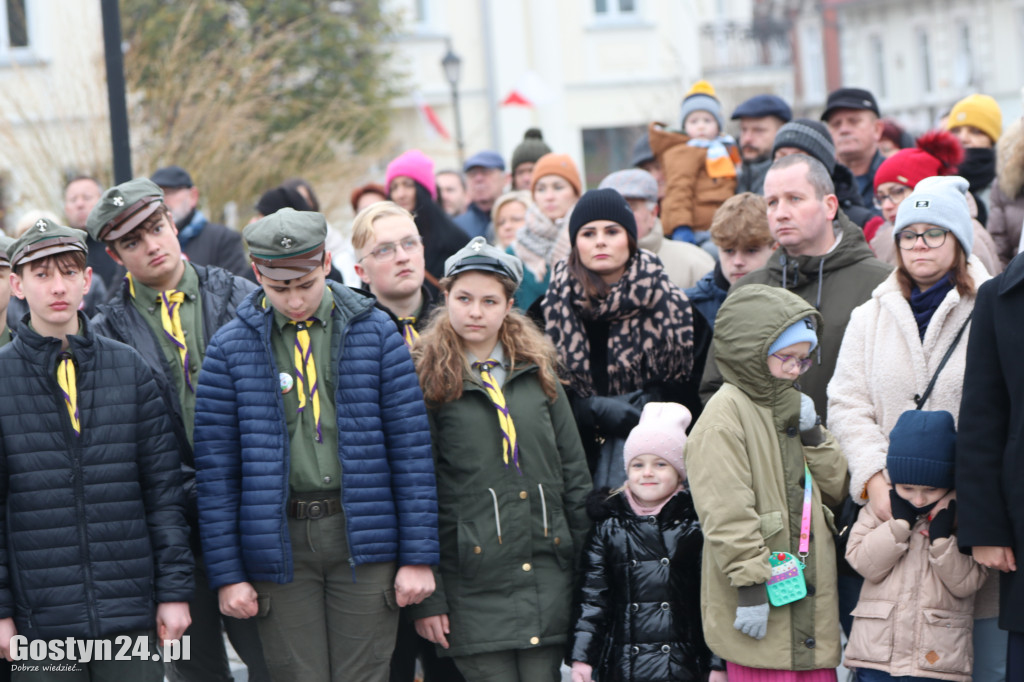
[714,283,823,404]
[237,280,375,331]
[997,117,1024,199]
[765,210,876,303]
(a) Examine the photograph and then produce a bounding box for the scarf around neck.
[542,249,695,398]
[687,134,739,178]
[909,273,954,340]
[512,203,566,281]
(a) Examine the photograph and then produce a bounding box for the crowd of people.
[0,79,1022,682]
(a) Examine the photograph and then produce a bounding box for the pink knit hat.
[386,149,437,199]
[623,402,692,480]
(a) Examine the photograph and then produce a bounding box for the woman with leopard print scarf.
[540,188,698,482]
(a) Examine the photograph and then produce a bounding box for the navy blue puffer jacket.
[194,282,439,589]
[0,316,193,639]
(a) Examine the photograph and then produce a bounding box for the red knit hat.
[873,130,963,191]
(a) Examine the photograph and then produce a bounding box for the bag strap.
[424,270,441,290]
[915,312,973,410]
[798,461,813,558]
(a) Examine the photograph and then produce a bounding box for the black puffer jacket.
[92,264,256,522]
[0,315,193,639]
[570,489,710,682]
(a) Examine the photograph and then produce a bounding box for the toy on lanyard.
[766,462,813,607]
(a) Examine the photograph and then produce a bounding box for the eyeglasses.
[360,236,423,262]
[771,353,814,375]
[873,186,910,209]
[895,228,949,250]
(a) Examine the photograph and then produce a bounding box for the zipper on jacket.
[55,349,100,636]
[262,311,296,583]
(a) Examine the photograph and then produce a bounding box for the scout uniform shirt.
[128,264,204,444]
[269,288,341,494]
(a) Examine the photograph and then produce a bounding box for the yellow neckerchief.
[127,273,193,392]
[57,353,80,437]
[398,317,419,347]
[472,358,520,472]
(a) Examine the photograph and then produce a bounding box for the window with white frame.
[953,21,973,88]
[870,35,886,99]
[1,0,29,54]
[594,0,637,19]
[917,28,932,94]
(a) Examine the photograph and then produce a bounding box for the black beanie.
[887,410,956,489]
[569,188,638,246]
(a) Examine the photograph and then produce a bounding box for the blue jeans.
[854,668,944,682]
[973,616,1007,682]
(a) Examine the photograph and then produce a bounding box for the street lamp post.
[441,41,465,166]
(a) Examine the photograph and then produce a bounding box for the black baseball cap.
[821,88,880,122]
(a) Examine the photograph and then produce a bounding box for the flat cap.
[150,165,194,189]
[599,169,658,203]
[463,150,505,172]
[9,218,87,269]
[86,178,166,242]
[0,233,14,268]
[243,208,328,280]
[630,133,655,168]
[444,236,523,286]
[732,94,793,122]
[821,87,880,121]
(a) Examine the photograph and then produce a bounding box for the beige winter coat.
[827,257,998,618]
[845,504,988,681]
[686,285,848,671]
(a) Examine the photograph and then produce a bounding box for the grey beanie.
[893,176,974,258]
[772,118,837,175]
[680,94,724,133]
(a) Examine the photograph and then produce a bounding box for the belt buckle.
[306,501,326,520]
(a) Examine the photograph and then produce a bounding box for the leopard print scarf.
[542,249,695,398]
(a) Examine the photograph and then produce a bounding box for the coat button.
[661,644,671,653]
[323,476,332,484]
[473,546,481,554]
[660,557,670,566]
[805,638,815,649]
[806,584,815,596]
[660,602,670,610]
[648,516,657,523]
[630,559,639,567]
[553,537,561,545]
[522,563,531,572]
[530,637,539,645]
[631,646,639,655]
[630,603,639,612]
[787,427,797,438]
[519,491,528,499]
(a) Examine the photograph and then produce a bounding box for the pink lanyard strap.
[799,461,813,558]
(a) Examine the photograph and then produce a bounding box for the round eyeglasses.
[771,353,814,375]
[895,228,949,250]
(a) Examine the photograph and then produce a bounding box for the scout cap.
[87,178,166,242]
[244,208,328,280]
[443,236,523,286]
[0,233,14,268]
[9,219,88,269]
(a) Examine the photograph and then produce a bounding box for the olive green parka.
[407,363,592,658]
[685,284,849,671]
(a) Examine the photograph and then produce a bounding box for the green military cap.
[9,218,88,269]
[444,236,524,287]
[243,208,328,280]
[0,233,14,268]
[86,178,165,242]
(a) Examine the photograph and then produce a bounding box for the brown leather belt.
[288,497,342,520]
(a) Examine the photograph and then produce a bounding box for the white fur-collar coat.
[827,257,990,501]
